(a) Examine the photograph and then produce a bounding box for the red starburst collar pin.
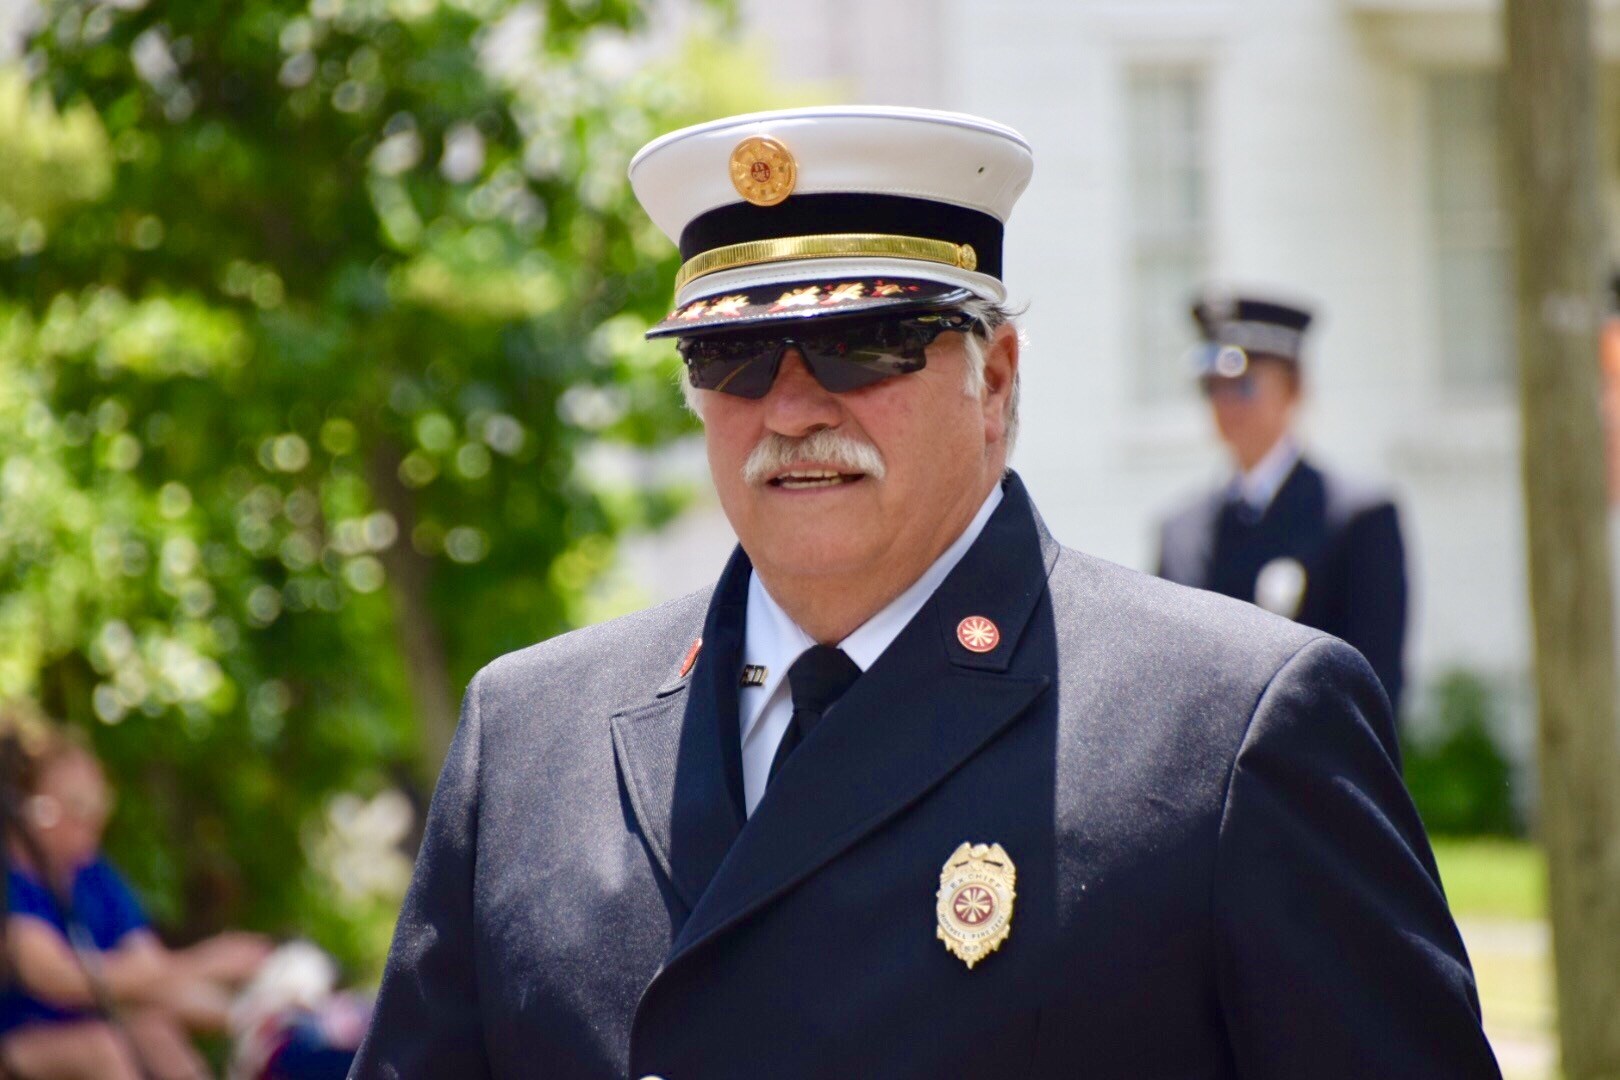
[956,616,1000,654]
[678,637,702,678]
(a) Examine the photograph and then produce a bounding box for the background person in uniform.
[351,108,1495,1079]
[1156,294,1409,724]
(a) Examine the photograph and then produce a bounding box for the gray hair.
[679,298,1023,460]
[957,298,1021,459]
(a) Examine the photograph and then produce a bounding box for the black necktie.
[766,645,861,786]
[1223,492,1263,529]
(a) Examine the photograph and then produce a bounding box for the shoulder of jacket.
[1047,546,1325,675]
[473,587,713,693]
[1309,462,1399,523]
[1160,486,1226,533]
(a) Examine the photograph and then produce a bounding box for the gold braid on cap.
[675,233,978,293]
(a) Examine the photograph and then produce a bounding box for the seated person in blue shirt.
[0,721,271,1080]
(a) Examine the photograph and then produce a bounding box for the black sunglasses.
[677,311,981,399]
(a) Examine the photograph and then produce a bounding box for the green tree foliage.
[0,0,771,972]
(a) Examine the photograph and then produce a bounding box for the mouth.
[767,468,868,490]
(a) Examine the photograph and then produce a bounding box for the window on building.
[1125,66,1210,402]
[1427,70,1516,391]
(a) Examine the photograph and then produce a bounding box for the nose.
[762,348,844,437]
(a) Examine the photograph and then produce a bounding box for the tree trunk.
[1504,2,1620,1075]
[368,444,459,784]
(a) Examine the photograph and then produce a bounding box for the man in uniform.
[1157,296,1410,721]
[352,108,1495,1078]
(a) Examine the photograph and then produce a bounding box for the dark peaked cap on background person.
[1191,293,1315,371]
[630,106,1033,340]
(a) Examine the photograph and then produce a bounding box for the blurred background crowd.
[0,0,1610,1075]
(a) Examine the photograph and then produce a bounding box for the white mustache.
[741,428,887,486]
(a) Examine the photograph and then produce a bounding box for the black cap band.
[680,193,1005,282]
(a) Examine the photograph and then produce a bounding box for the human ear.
[981,323,1020,445]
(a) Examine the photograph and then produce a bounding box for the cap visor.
[645,277,974,339]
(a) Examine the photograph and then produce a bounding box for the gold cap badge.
[936,842,1016,969]
[730,136,797,206]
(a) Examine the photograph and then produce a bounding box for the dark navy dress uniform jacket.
[1157,458,1409,718]
[352,473,1496,1079]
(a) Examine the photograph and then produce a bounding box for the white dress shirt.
[1230,434,1302,516]
[737,485,1004,815]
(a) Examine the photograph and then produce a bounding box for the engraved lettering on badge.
[1254,557,1307,618]
[740,664,768,687]
[935,842,1016,969]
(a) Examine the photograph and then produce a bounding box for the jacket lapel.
[1257,455,1314,529]
[668,473,1058,961]
[610,549,750,913]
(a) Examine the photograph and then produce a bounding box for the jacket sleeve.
[350,669,493,1080]
[1212,637,1500,1079]
[1340,501,1408,718]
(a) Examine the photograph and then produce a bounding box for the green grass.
[1431,839,1557,1079]
[1432,837,1547,921]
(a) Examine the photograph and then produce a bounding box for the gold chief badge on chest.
[936,842,1016,969]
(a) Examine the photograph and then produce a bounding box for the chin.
[749,531,878,580]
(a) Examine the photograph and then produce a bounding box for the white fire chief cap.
[629,105,1034,339]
